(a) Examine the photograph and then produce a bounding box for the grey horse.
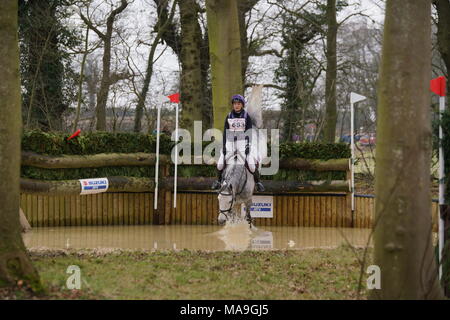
[217,151,255,226]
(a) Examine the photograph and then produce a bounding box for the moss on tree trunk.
[206,0,243,130]
[323,0,337,142]
[178,0,205,133]
[0,0,42,292]
[371,0,443,299]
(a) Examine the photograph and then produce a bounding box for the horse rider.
[211,94,265,192]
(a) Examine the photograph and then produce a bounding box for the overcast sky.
[71,0,385,112]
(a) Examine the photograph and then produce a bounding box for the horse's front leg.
[245,200,253,227]
[231,203,241,223]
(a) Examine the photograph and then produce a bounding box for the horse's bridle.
[218,183,234,219]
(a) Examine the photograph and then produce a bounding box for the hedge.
[21,130,350,181]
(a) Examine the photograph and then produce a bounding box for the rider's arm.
[223,115,229,155]
[245,114,253,131]
[245,114,253,154]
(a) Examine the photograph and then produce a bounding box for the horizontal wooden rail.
[20,177,156,195]
[21,151,170,168]
[20,177,350,195]
[22,151,349,171]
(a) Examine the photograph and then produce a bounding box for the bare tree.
[79,0,129,131]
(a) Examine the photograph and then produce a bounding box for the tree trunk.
[206,0,243,130]
[80,0,128,131]
[95,24,113,131]
[322,0,337,142]
[0,0,42,291]
[153,0,212,131]
[73,26,89,132]
[179,0,204,133]
[371,0,444,299]
[238,0,259,82]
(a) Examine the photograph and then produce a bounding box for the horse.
[217,150,255,227]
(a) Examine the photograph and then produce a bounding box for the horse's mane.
[223,159,247,195]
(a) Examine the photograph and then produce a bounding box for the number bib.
[227,118,246,132]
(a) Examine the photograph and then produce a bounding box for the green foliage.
[441,109,450,202]
[21,166,156,181]
[274,8,323,142]
[279,142,351,159]
[19,0,81,130]
[22,130,174,155]
[21,130,350,180]
[440,109,450,295]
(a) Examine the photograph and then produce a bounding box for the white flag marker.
[350,92,366,218]
[154,93,180,210]
[430,76,447,279]
[154,101,162,210]
[174,102,179,208]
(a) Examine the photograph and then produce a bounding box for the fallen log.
[21,151,171,168]
[278,158,350,171]
[20,176,350,195]
[22,151,349,171]
[20,177,156,195]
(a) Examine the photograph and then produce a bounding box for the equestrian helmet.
[231,94,245,106]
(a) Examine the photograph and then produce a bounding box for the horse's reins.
[218,151,250,218]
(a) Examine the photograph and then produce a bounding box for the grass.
[2,246,373,300]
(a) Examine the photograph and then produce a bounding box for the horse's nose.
[218,213,227,225]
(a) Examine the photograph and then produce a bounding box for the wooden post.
[154,164,170,225]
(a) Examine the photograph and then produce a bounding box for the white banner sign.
[79,178,109,195]
[241,195,274,218]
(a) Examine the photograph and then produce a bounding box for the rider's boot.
[253,167,265,192]
[211,169,223,190]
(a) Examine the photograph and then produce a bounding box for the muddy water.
[23,222,372,251]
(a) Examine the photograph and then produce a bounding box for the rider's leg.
[245,200,253,227]
[211,168,223,190]
[212,152,225,190]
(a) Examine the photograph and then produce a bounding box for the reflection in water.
[212,221,254,251]
[23,224,372,251]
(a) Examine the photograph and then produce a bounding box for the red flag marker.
[168,93,180,103]
[430,76,446,97]
[67,129,81,141]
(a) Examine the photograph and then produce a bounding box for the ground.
[1,246,372,300]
